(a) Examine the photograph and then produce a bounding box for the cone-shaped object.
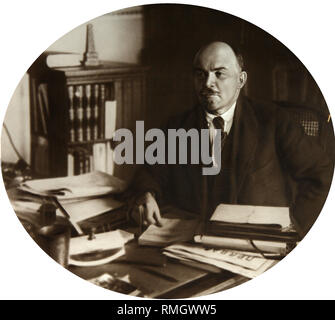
[82,24,100,66]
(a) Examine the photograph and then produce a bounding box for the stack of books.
[194,204,300,256]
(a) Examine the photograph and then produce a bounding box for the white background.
[0,0,334,300]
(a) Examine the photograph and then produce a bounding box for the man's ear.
[238,71,247,88]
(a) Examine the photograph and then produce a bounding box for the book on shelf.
[65,83,117,177]
[67,152,74,176]
[84,84,93,142]
[67,82,116,144]
[93,142,107,173]
[69,147,91,176]
[99,84,106,139]
[46,51,82,68]
[106,141,114,175]
[67,141,115,177]
[36,83,49,135]
[92,84,100,140]
[105,100,117,139]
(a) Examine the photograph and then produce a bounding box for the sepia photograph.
[0,0,334,300]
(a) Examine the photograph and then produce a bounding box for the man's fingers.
[146,202,163,226]
[145,212,156,225]
[143,204,156,225]
[142,220,148,226]
[153,209,163,227]
[132,193,162,227]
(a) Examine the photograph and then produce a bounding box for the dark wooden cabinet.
[28,53,148,180]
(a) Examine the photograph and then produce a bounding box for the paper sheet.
[164,243,277,278]
[138,218,199,246]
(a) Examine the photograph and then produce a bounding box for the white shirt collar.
[205,101,237,134]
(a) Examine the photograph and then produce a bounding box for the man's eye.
[195,70,206,79]
[215,71,226,79]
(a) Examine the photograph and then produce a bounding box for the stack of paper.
[194,235,288,255]
[59,196,125,234]
[11,171,128,234]
[163,243,278,279]
[18,170,127,202]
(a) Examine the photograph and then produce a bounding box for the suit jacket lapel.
[230,96,259,202]
[184,106,209,216]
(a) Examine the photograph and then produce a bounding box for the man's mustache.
[200,89,220,96]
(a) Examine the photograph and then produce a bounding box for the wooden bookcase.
[28,53,148,179]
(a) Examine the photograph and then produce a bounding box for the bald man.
[131,42,332,237]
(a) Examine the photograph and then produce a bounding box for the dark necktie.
[212,116,227,149]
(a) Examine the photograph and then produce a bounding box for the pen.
[50,196,70,219]
[139,266,179,283]
[139,205,144,235]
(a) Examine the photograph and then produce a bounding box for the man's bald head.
[194,42,244,72]
[193,41,247,114]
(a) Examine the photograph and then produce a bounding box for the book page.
[211,204,290,228]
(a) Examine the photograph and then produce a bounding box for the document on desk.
[18,171,127,201]
[138,218,200,247]
[164,243,278,279]
[58,196,124,224]
[194,234,288,255]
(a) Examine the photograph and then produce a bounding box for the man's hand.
[131,192,163,227]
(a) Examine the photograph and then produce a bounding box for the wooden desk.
[69,241,249,298]
[6,184,249,298]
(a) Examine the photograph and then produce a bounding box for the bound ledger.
[194,204,300,255]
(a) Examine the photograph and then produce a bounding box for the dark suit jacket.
[132,96,334,237]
